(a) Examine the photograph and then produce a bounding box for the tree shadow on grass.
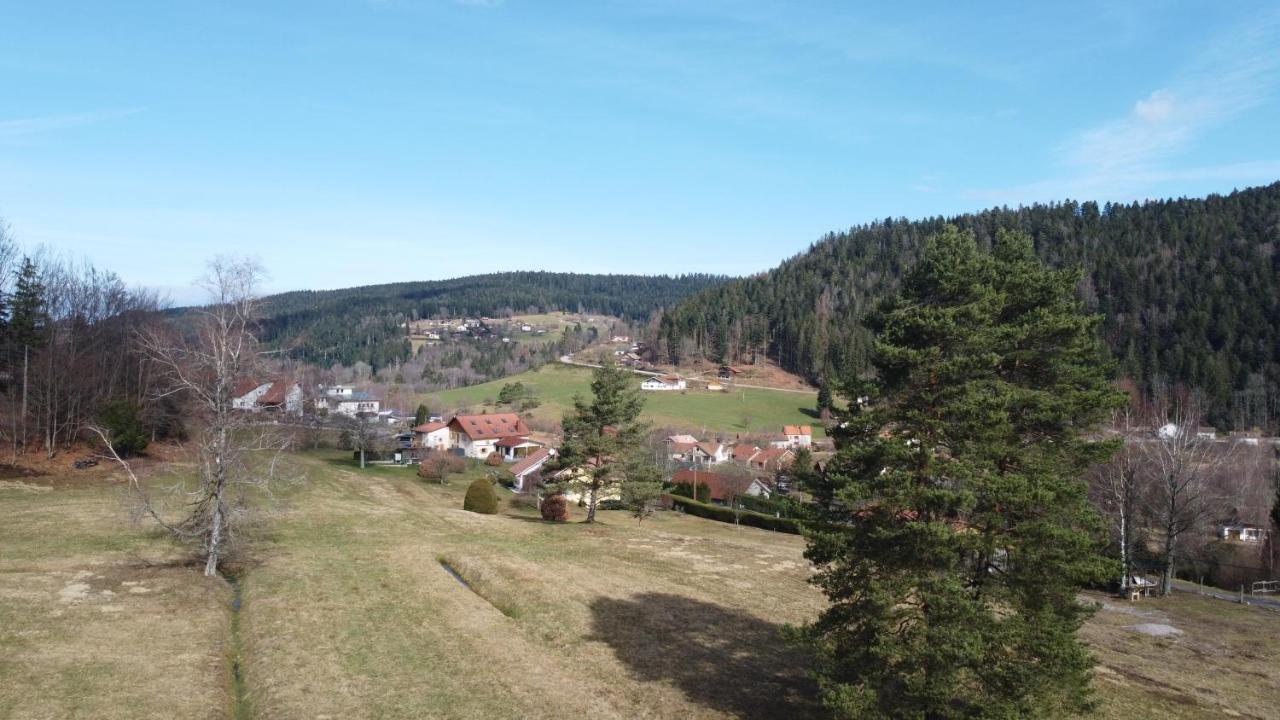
[588,593,821,719]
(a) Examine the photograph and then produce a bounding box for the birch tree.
[94,257,286,577]
[1089,413,1143,591]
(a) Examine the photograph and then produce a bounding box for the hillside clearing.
[2,453,1277,718]
[419,363,823,437]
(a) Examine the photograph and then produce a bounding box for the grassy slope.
[3,454,1279,719]
[420,363,824,437]
[0,473,230,720]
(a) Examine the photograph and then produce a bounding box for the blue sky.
[2,1,1278,303]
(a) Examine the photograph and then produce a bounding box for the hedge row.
[668,495,801,534]
[735,494,804,518]
[669,482,712,503]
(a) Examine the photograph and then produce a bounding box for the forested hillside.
[244,271,724,369]
[659,182,1280,431]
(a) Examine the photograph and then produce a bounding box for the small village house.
[641,375,686,391]
[750,447,795,473]
[448,413,531,459]
[670,468,771,505]
[496,435,545,461]
[771,425,812,448]
[412,421,450,450]
[507,448,553,492]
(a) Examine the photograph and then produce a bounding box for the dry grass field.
[3,451,1278,719]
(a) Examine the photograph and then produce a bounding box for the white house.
[641,375,686,391]
[495,435,545,461]
[257,380,304,416]
[232,379,304,416]
[232,380,272,411]
[448,413,531,458]
[771,425,812,448]
[413,421,451,450]
[315,390,380,417]
[507,448,553,491]
[697,442,729,465]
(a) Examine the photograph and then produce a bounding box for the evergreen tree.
[816,378,833,415]
[413,403,430,427]
[801,227,1124,719]
[551,360,647,523]
[9,257,45,348]
[98,399,149,457]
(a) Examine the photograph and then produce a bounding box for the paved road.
[557,354,817,396]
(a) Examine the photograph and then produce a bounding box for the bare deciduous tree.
[1089,412,1143,590]
[93,257,288,577]
[1139,394,1239,595]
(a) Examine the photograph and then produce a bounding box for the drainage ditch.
[219,568,251,720]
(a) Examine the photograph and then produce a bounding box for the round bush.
[484,451,503,467]
[540,494,568,522]
[463,478,499,514]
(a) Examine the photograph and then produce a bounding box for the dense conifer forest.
[233,271,724,369]
[658,182,1280,431]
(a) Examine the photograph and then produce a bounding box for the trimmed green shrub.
[670,482,711,503]
[540,494,568,522]
[463,478,499,514]
[668,495,801,534]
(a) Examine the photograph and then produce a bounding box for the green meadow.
[419,363,823,436]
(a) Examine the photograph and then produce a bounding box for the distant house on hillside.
[1218,508,1270,543]
[448,413,531,458]
[718,365,743,380]
[670,468,771,505]
[697,442,728,465]
[315,387,380,417]
[770,425,812,448]
[231,380,272,411]
[750,447,795,473]
[257,380,304,416]
[641,375,685,391]
[232,379,303,416]
[731,444,761,465]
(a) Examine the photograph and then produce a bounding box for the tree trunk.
[586,482,598,523]
[204,504,224,577]
[1162,531,1176,596]
[360,447,366,469]
[1119,507,1129,590]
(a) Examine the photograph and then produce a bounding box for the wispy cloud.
[969,12,1280,203]
[0,107,144,138]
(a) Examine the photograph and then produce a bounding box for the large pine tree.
[551,360,648,523]
[802,227,1124,718]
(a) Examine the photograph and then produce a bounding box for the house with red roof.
[771,425,812,448]
[231,379,303,416]
[750,447,795,473]
[231,380,272,411]
[506,447,553,491]
[730,443,762,464]
[412,421,450,451]
[495,435,545,462]
[641,375,686,391]
[670,468,771,505]
[447,413,531,459]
